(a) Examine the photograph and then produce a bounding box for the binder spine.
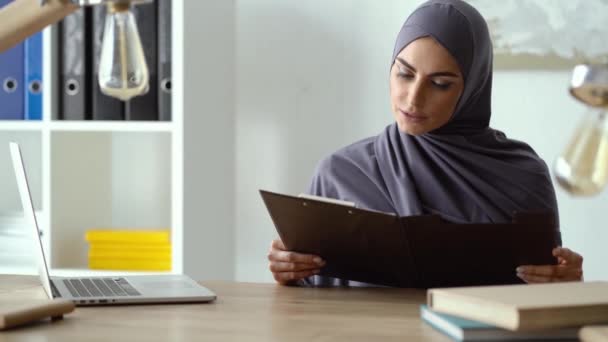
[59,8,90,120]
[24,31,43,120]
[91,4,124,120]
[125,2,158,121]
[0,0,24,120]
[158,0,172,121]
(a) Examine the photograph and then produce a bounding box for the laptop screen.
[9,142,53,299]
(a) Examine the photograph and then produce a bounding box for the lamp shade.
[570,64,608,108]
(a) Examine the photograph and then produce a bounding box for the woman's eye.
[397,70,414,79]
[432,80,452,90]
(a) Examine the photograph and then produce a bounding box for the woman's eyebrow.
[396,57,460,78]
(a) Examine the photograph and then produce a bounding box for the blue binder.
[0,0,24,120]
[24,31,43,120]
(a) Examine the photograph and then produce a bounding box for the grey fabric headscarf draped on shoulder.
[308,0,559,226]
[303,0,559,287]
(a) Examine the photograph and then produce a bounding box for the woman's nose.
[406,80,425,107]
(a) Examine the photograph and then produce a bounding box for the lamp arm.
[0,0,79,53]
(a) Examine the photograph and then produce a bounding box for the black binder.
[157,0,172,121]
[91,5,124,120]
[259,190,561,288]
[125,2,158,121]
[59,8,90,120]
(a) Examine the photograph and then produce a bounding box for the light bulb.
[554,109,608,196]
[98,2,149,101]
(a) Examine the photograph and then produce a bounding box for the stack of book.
[422,281,608,341]
[85,229,171,271]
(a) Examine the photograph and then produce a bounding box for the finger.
[560,267,584,280]
[273,269,320,284]
[268,249,325,265]
[517,265,583,280]
[518,271,582,283]
[549,268,583,281]
[516,265,564,278]
[271,251,325,265]
[553,247,583,266]
[269,261,322,273]
[517,273,555,284]
[271,239,286,251]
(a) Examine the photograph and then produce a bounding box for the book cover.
[87,243,171,252]
[420,305,578,341]
[88,249,171,260]
[580,325,608,342]
[89,259,171,271]
[85,229,170,243]
[89,244,171,252]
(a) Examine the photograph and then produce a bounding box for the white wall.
[182,0,236,281]
[492,71,608,281]
[234,0,607,282]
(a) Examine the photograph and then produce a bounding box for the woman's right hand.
[268,239,325,285]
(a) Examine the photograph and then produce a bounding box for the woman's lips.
[400,110,428,123]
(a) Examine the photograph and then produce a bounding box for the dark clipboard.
[259,189,561,288]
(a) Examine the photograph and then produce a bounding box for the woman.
[268,0,584,286]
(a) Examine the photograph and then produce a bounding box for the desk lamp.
[555,64,608,196]
[0,0,151,101]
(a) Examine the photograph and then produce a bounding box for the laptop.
[9,142,216,305]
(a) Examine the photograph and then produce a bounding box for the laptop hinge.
[50,280,62,298]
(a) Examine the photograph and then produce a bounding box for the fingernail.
[516,267,523,273]
[313,257,323,264]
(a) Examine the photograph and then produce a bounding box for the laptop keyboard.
[62,278,141,298]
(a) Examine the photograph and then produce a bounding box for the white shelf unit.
[0,1,183,276]
[1,0,236,281]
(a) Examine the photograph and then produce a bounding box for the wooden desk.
[0,275,452,341]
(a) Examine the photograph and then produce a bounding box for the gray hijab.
[308,0,559,225]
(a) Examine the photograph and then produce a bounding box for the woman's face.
[390,37,464,135]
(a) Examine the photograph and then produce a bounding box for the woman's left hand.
[516,247,583,283]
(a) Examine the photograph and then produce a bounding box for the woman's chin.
[396,120,427,136]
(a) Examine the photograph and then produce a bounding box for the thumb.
[271,239,286,251]
[552,247,562,256]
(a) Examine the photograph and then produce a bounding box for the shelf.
[49,132,172,269]
[49,121,175,132]
[0,121,44,131]
[0,121,174,133]
[0,0,234,281]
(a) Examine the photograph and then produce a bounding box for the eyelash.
[396,71,452,91]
